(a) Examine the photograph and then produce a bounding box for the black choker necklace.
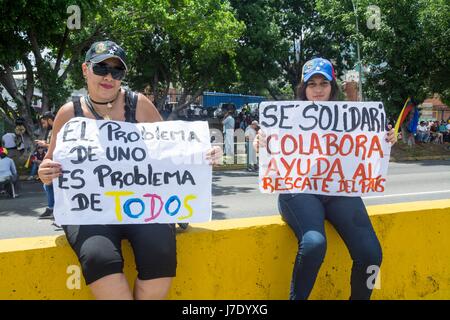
[85,89,121,120]
[88,90,121,105]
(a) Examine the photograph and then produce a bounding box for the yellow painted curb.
[0,200,449,300]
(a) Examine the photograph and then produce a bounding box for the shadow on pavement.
[0,180,47,217]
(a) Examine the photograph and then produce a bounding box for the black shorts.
[62,223,177,285]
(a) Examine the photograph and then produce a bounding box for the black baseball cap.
[85,41,128,71]
[15,117,25,125]
[41,111,55,120]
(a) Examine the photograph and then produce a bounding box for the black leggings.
[278,193,382,300]
[63,223,177,285]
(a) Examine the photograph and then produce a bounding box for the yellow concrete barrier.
[1,199,449,299]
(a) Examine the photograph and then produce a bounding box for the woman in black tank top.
[38,40,222,300]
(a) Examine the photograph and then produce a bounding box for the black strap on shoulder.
[73,92,137,122]
[125,90,138,123]
[72,96,84,118]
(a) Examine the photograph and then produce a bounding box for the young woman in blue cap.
[38,41,222,299]
[255,57,397,300]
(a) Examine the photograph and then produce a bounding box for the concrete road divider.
[0,199,449,299]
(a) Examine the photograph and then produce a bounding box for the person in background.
[36,112,56,219]
[222,111,235,162]
[14,117,27,157]
[430,121,443,144]
[35,111,55,150]
[27,145,46,180]
[416,121,430,143]
[0,147,19,198]
[245,120,259,172]
[2,131,19,163]
[2,132,17,152]
[439,120,449,143]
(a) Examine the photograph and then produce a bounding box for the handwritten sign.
[53,118,212,225]
[259,101,391,196]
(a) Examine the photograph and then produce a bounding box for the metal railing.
[212,141,258,167]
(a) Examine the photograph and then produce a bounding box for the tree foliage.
[1,0,448,128]
[107,0,244,117]
[0,0,109,136]
[316,0,450,116]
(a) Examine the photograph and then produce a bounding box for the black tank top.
[72,90,139,123]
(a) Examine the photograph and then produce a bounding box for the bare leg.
[133,277,173,300]
[89,273,133,300]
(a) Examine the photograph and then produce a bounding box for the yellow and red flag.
[394,97,416,136]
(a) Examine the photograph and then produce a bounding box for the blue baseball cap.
[302,57,336,82]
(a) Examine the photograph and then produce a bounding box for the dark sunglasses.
[90,62,125,80]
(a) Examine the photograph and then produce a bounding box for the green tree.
[229,0,288,98]
[231,0,355,99]
[417,0,450,105]
[0,0,108,137]
[317,0,450,116]
[107,0,244,118]
[361,0,435,115]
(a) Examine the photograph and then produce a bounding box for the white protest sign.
[53,118,212,225]
[259,101,391,196]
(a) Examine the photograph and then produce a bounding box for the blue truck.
[176,91,266,121]
[202,91,266,110]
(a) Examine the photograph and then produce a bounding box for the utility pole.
[351,0,363,101]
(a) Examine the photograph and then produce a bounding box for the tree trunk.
[0,95,16,128]
[155,85,169,111]
[0,66,36,139]
[401,124,415,146]
[41,92,50,114]
[169,86,204,120]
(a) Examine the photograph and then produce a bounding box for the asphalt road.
[0,160,449,240]
[212,160,450,219]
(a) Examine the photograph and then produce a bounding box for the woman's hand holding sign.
[253,129,267,153]
[386,125,397,145]
[206,146,223,165]
[38,159,62,185]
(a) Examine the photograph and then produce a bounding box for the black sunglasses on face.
[90,62,125,80]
